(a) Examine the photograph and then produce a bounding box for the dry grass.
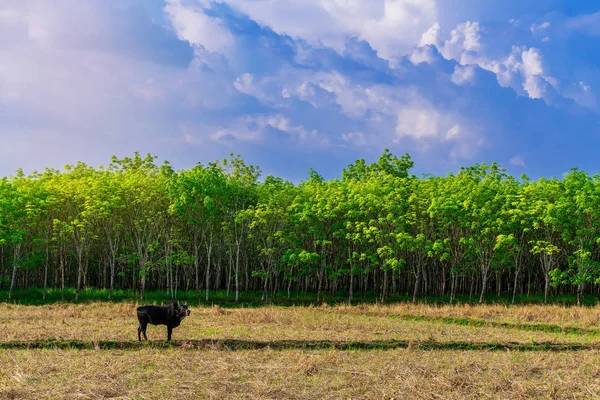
[340,303,600,327]
[2,302,600,399]
[1,302,600,344]
[2,348,600,399]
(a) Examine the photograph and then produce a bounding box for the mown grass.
[3,302,600,345]
[3,348,600,399]
[3,301,600,398]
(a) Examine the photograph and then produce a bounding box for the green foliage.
[3,150,600,305]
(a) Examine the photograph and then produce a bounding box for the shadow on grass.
[1,338,598,352]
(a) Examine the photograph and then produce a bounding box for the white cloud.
[396,106,440,139]
[394,100,483,161]
[410,45,436,65]
[451,65,475,85]
[341,132,368,147]
[567,11,600,36]
[233,73,263,99]
[208,114,329,148]
[485,46,556,100]
[563,81,597,109]
[213,0,437,61]
[0,1,246,174]
[419,22,441,47]
[421,21,481,63]
[164,0,234,54]
[445,124,461,140]
[418,20,558,102]
[530,22,550,34]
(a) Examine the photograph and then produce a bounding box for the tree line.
[1,150,600,305]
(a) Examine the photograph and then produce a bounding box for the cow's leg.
[167,326,173,341]
[137,312,149,341]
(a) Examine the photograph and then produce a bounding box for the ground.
[2,301,600,399]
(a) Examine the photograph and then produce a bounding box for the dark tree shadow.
[0,338,596,352]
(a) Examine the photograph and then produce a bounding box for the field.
[3,301,600,399]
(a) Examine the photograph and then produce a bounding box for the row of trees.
[1,151,600,304]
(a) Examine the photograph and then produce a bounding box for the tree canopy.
[2,150,600,304]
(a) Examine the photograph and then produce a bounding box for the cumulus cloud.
[164,0,234,54]
[417,19,560,102]
[485,46,557,100]
[2,0,600,181]
[410,45,437,65]
[214,0,438,62]
[394,99,484,161]
[451,65,476,85]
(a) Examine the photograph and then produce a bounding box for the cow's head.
[174,303,190,319]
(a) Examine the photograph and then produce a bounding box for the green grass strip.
[385,314,600,336]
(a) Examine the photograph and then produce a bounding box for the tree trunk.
[450,271,456,304]
[8,243,21,300]
[60,250,65,301]
[412,264,421,303]
[109,256,115,300]
[349,270,354,303]
[544,272,550,305]
[205,232,212,302]
[380,268,389,303]
[75,246,84,302]
[43,243,49,302]
[479,266,488,304]
[235,241,241,302]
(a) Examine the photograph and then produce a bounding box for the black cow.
[136,302,190,341]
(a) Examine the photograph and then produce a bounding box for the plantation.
[3,150,600,307]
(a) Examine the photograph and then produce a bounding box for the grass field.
[3,301,600,399]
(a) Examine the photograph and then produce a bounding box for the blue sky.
[1,0,599,181]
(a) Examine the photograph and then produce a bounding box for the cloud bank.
[1,0,599,180]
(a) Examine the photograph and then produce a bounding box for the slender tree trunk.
[60,250,65,301]
[577,282,584,306]
[75,245,84,302]
[412,263,421,303]
[349,270,354,303]
[8,243,21,300]
[381,268,389,303]
[108,250,116,300]
[544,272,550,305]
[139,254,148,301]
[479,264,489,304]
[512,264,520,304]
[205,232,212,302]
[450,271,456,304]
[43,243,49,302]
[194,239,200,298]
[317,269,323,303]
[261,275,268,302]
[235,241,241,302]
[227,250,232,297]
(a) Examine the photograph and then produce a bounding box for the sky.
[1,0,600,181]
